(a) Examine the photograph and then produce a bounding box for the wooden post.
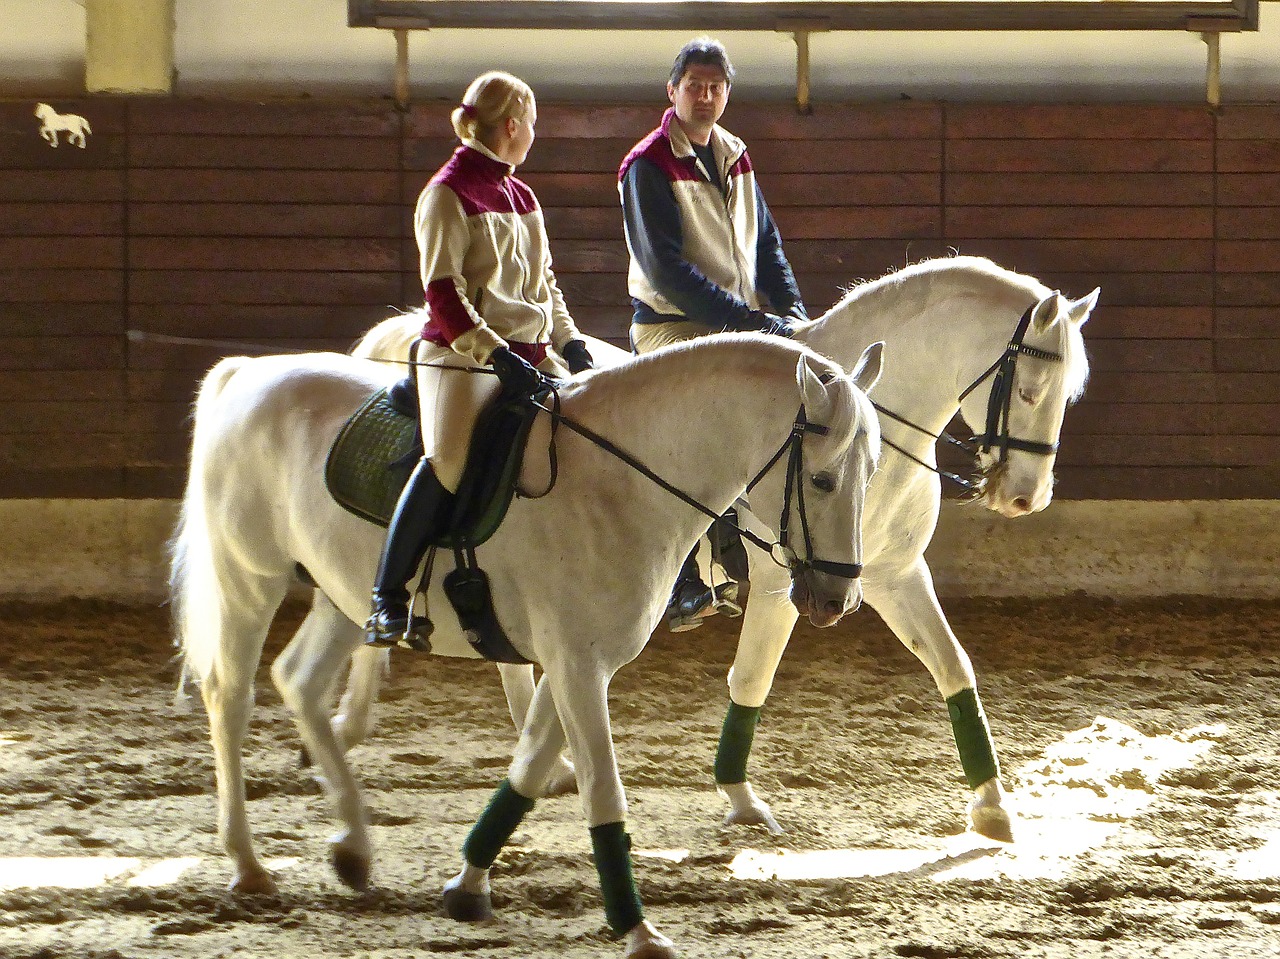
[394,28,410,109]
[85,0,175,94]
[794,31,812,115]
[1202,32,1221,107]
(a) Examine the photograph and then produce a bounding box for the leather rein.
[873,303,1065,492]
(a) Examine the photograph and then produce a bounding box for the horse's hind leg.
[195,584,290,894]
[497,662,576,796]
[272,602,373,890]
[866,561,1013,843]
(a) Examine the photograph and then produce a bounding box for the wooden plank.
[1078,339,1214,374]
[1217,404,1280,435]
[1217,140,1280,174]
[0,203,123,237]
[126,466,186,499]
[0,237,122,270]
[1215,307,1280,339]
[0,470,126,498]
[1082,306,1212,340]
[0,370,124,403]
[127,370,204,403]
[1054,467,1221,500]
[129,237,399,272]
[129,99,400,137]
[947,172,1214,207]
[946,206,1212,240]
[0,170,126,203]
[0,402,126,434]
[1217,106,1280,141]
[0,99,126,135]
[542,207,625,241]
[518,172,621,208]
[1056,434,1216,467]
[772,206,941,240]
[942,238,1212,274]
[1217,240,1280,273]
[1082,371,1216,403]
[1216,339,1280,372]
[745,140,942,174]
[946,104,1213,141]
[129,303,396,340]
[125,337,357,372]
[130,202,402,238]
[765,173,939,206]
[724,102,944,141]
[129,270,401,306]
[1216,435,1280,465]
[0,336,124,371]
[1217,273,1280,306]
[1002,271,1213,307]
[129,169,401,204]
[0,303,123,336]
[947,139,1213,174]
[0,269,123,303]
[1217,174,1280,207]
[1066,402,1218,435]
[129,134,399,171]
[0,433,126,470]
[1217,208,1280,240]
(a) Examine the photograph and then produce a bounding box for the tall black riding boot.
[365,457,451,650]
[666,545,714,633]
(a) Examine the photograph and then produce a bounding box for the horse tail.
[169,357,248,685]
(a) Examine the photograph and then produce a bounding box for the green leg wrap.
[462,778,536,869]
[714,701,762,785]
[590,821,644,937]
[947,688,1000,789]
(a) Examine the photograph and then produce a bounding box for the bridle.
[529,391,863,584]
[873,302,1065,491]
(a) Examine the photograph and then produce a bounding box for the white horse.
[329,255,1096,844]
[172,334,883,958]
[34,102,91,148]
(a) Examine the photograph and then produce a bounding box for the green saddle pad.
[325,384,539,548]
[325,387,420,529]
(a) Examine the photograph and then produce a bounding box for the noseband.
[958,303,1065,465]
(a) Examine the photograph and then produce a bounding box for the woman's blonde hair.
[452,71,535,143]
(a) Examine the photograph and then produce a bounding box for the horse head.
[34,103,52,121]
[782,342,883,627]
[960,287,1096,517]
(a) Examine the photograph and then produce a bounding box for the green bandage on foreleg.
[462,778,536,869]
[590,821,644,937]
[946,688,1000,789]
[714,701,762,785]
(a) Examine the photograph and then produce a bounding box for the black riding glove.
[561,339,595,374]
[751,311,797,338]
[489,346,545,396]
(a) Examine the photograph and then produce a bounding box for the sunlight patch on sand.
[730,717,1224,883]
[0,855,301,889]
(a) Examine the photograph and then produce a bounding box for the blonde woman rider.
[365,71,594,648]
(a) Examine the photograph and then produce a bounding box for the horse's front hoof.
[968,802,1014,844]
[719,782,783,835]
[331,844,371,891]
[543,757,579,797]
[229,867,278,896]
[623,919,676,958]
[442,876,493,922]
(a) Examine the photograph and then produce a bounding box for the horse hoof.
[723,806,783,835]
[969,804,1014,844]
[331,846,371,891]
[229,868,278,896]
[624,919,676,959]
[544,759,578,797]
[442,878,493,922]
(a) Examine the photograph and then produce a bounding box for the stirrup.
[364,608,434,652]
[712,581,743,619]
[666,577,714,633]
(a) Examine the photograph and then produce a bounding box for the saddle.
[324,376,540,664]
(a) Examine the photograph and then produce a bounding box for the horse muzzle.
[790,571,862,628]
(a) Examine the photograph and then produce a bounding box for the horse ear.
[849,341,884,396]
[1030,291,1064,332]
[796,353,841,422]
[1066,288,1099,327]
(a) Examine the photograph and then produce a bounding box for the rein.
[869,302,1064,491]
[528,389,862,582]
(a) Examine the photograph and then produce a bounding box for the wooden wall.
[1,98,1276,500]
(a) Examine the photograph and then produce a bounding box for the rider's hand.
[753,311,797,338]
[490,346,546,396]
[561,339,595,374]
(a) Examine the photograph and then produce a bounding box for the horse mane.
[827,254,1089,402]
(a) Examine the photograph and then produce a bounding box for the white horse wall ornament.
[172,333,884,958]
[328,255,1097,847]
[34,103,91,148]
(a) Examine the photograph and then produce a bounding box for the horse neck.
[562,339,804,514]
[803,267,1033,444]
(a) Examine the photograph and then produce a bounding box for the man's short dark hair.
[669,37,735,87]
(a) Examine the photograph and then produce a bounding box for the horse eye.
[811,472,835,493]
[1018,387,1039,404]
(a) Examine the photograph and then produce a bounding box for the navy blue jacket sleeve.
[621,156,759,330]
[754,190,808,320]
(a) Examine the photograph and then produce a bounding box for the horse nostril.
[1013,497,1030,512]
[824,599,843,617]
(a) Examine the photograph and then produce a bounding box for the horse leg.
[194,592,286,894]
[497,662,576,796]
[866,560,1014,843]
[717,563,798,833]
[271,608,374,890]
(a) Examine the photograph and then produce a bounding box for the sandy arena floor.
[2,596,1279,959]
